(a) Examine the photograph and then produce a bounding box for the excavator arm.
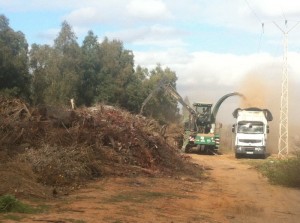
[139,78,168,115]
[164,84,196,116]
[140,78,243,127]
[140,79,197,117]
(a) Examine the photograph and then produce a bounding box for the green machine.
[140,80,241,153]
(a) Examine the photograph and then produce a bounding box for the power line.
[244,0,263,23]
[280,7,287,21]
[258,22,264,52]
[244,0,265,52]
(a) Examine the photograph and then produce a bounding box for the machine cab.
[193,103,212,120]
[193,103,213,133]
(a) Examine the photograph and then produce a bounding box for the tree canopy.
[0,15,30,98]
[1,14,182,124]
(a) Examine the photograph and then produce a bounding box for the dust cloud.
[234,68,300,154]
[238,74,269,108]
[236,71,280,153]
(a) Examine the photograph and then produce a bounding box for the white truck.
[232,107,273,158]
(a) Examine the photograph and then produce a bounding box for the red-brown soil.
[2,154,300,223]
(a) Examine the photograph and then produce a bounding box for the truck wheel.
[260,154,266,159]
[235,153,241,159]
[184,145,191,153]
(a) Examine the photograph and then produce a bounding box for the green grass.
[254,156,300,188]
[0,195,35,213]
[0,194,47,214]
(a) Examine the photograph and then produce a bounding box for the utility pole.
[274,21,299,158]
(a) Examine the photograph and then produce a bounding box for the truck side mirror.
[267,125,270,133]
[232,124,235,133]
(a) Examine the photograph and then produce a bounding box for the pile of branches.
[0,96,201,197]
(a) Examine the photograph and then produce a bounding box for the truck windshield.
[237,122,264,134]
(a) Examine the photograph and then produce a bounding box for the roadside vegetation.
[247,154,300,188]
[0,194,36,213]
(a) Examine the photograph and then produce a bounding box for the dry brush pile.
[0,96,201,198]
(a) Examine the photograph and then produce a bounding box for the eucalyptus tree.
[79,30,101,106]
[141,64,180,124]
[96,38,134,106]
[123,65,149,113]
[30,44,53,104]
[48,21,82,105]
[0,14,30,98]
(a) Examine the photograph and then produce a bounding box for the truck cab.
[232,108,273,159]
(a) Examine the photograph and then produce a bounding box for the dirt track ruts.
[5,154,300,223]
[190,154,300,223]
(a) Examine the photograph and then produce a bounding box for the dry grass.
[0,161,50,199]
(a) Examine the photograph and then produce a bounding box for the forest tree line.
[0,14,181,124]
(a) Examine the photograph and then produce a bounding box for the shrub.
[257,157,300,188]
[0,194,34,213]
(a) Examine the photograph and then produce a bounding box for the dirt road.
[3,154,300,223]
[191,154,300,223]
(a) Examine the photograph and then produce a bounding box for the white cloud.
[5,0,300,45]
[105,25,186,47]
[163,0,300,37]
[134,50,280,85]
[251,0,300,17]
[126,0,172,20]
[0,0,77,12]
[64,7,100,25]
[61,0,172,27]
[133,48,300,106]
[134,47,191,68]
[36,28,60,43]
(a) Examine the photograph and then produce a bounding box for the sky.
[2,0,300,130]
